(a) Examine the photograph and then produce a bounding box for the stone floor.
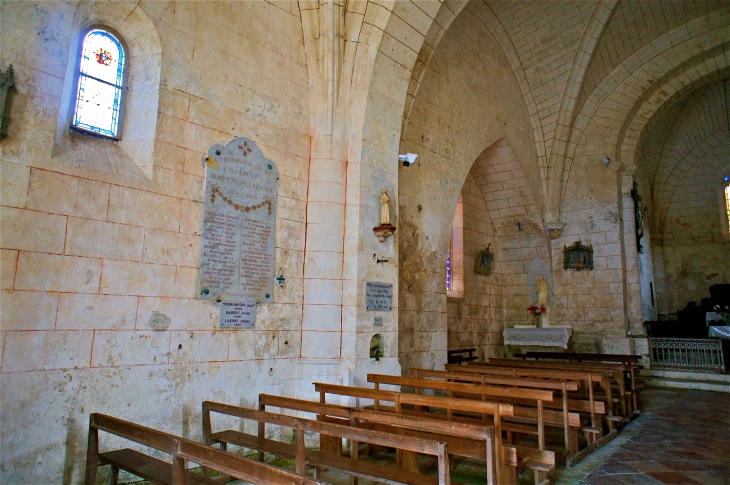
[134,388,730,485]
[574,388,730,485]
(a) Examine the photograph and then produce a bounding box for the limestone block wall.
[398,4,538,373]
[643,82,730,314]
[0,2,312,483]
[552,150,627,352]
[657,151,730,311]
[446,174,504,359]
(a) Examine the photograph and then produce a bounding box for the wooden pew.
[258,394,504,485]
[447,363,616,421]
[367,374,586,459]
[514,354,641,412]
[407,369,603,433]
[203,401,455,485]
[447,348,478,364]
[520,352,640,366]
[481,358,639,417]
[86,413,325,485]
[443,363,621,461]
[312,382,555,485]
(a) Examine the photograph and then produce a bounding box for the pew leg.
[505,463,518,485]
[109,466,119,485]
[534,469,549,485]
[397,450,419,473]
[567,427,579,457]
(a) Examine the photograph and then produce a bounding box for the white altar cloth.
[503,327,573,349]
[709,326,730,340]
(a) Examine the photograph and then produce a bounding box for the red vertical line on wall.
[11,250,20,290]
[98,260,105,295]
[340,159,348,359]
[133,295,140,330]
[62,213,70,257]
[299,137,314,358]
[89,330,96,367]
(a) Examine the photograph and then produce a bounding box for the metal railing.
[648,338,725,373]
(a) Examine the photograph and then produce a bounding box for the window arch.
[723,175,730,234]
[447,194,464,297]
[71,27,126,139]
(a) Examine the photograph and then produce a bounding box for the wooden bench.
[482,358,639,417]
[448,363,618,420]
[367,373,595,463]
[86,413,325,485]
[408,368,605,433]
[203,401,455,485]
[444,364,621,463]
[258,394,507,485]
[520,352,640,366]
[447,348,478,364]
[312,382,555,485]
[513,354,641,412]
[406,369,612,463]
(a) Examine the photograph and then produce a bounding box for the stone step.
[638,368,730,382]
[641,377,730,393]
[638,369,730,393]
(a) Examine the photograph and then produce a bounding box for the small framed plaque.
[219,301,256,328]
[366,282,393,311]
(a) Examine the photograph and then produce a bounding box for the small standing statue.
[380,188,390,225]
[373,188,396,242]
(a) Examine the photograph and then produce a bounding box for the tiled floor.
[576,388,730,485]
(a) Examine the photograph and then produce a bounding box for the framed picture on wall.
[563,241,593,270]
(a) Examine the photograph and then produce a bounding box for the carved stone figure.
[380,188,390,225]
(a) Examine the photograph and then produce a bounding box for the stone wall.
[645,82,730,314]
[398,3,538,373]
[0,2,312,483]
[447,174,503,359]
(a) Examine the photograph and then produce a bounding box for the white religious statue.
[536,276,549,327]
[380,188,391,225]
[537,277,549,306]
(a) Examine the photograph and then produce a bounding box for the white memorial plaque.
[199,137,277,304]
[219,301,256,328]
[366,282,393,311]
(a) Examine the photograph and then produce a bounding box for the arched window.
[71,28,126,139]
[447,195,464,297]
[724,176,730,234]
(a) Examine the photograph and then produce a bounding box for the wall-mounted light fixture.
[601,157,611,166]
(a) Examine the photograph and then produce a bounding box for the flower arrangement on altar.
[714,305,730,324]
[527,305,546,316]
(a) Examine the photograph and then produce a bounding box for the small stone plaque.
[199,137,277,303]
[219,301,256,328]
[366,282,393,311]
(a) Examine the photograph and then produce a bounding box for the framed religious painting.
[563,241,593,270]
[475,244,494,275]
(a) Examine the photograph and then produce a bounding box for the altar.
[503,327,573,353]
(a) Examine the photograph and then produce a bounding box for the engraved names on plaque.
[199,137,278,315]
[365,282,393,311]
[220,302,256,328]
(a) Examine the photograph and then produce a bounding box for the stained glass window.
[724,179,730,234]
[72,29,125,138]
